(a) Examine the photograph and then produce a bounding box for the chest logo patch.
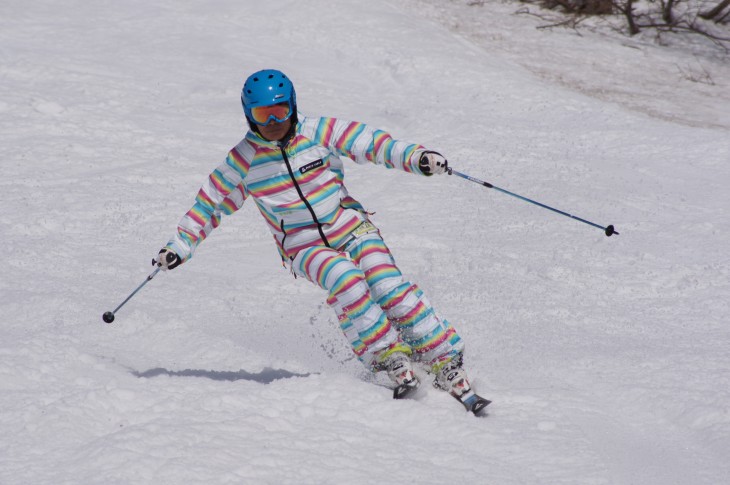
[300,159,324,174]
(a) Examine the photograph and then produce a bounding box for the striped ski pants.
[291,230,465,370]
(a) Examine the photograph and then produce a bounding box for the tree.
[616,0,640,35]
[700,0,730,22]
[519,0,730,49]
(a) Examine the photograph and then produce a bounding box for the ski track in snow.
[1,0,729,484]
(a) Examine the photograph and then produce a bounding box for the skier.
[155,69,487,411]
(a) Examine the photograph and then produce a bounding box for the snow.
[1,0,729,484]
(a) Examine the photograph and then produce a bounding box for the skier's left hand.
[154,247,182,271]
[418,151,448,176]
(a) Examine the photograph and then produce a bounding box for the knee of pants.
[350,239,406,302]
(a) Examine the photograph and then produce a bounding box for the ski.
[453,389,492,416]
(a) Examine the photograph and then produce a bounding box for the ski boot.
[381,351,420,399]
[434,357,491,416]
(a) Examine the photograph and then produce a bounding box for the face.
[249,101,293,142]
[257,117,293,142]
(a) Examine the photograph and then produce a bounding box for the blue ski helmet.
[241,69,296,124]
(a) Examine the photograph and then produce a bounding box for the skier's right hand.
[154,248,182,271]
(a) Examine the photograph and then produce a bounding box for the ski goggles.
[250,102,292,125]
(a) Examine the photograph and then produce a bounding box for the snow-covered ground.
[404,0,730,131]
[1,1,728,484]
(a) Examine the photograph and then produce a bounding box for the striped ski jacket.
[166,115,429,262]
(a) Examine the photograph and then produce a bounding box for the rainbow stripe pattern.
[167,115,430,260]
[309,117,425,173]
[164,114,463,370]
[291,231,465,369]
[295,245,398,367]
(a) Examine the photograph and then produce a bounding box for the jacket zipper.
[280,147,331,248]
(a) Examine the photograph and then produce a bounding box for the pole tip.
[605,225,619,237]
[102,311,115,324]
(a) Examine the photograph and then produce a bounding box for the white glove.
[154,248,182,271]
[418,151,448,175]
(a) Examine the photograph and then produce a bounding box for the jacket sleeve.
[309,117,428,175]
[166,148,249,261]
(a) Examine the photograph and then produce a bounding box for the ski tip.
[461,393,491,416]
[471,399,492,417]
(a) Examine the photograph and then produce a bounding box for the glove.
[418,150,448,176]
[154,248,182,271]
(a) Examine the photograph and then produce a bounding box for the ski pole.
[102,267,161,323]
[448,168,619,237]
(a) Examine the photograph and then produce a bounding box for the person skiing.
[155,69,488,411]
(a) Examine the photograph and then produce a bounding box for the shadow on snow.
[130,367,312,384]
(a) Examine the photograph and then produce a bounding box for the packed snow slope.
[1,1,728,484]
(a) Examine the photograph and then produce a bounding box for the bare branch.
[700,0,730,21]
[515,0,730,50]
